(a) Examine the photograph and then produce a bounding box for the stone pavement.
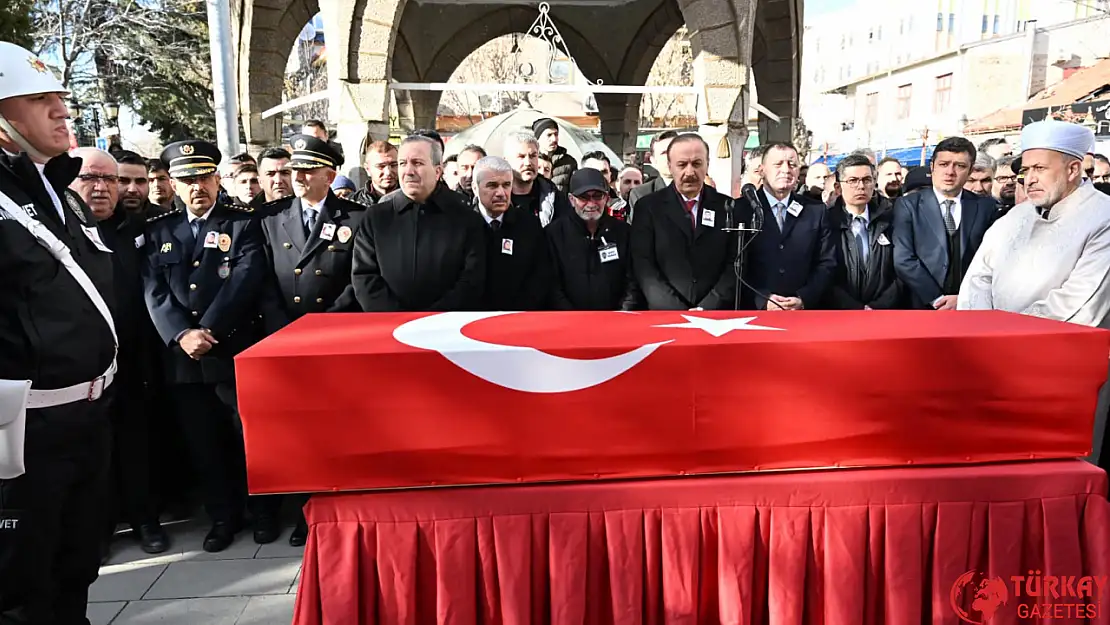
[88,520,302,625]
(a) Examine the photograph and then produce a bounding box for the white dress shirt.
[932,188,962,229]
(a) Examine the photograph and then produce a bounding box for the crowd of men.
[4,40,1110,623]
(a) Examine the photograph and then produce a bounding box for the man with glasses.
[991,155,1019,217]
[142,140,269,553]
[823,154,902,310]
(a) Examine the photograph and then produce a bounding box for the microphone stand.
[723,198,761,311]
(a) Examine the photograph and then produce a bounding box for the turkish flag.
[235,310,1110,494]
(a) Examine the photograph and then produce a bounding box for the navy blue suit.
[892,189,995,309]
[738,189,836,310]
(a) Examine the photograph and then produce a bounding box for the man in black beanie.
[532,117,578,193]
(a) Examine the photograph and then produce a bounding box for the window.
[949,13,955,32]
[865,92,880,127]
[896,84,913,119]
[982,15,989,33]
[937,12,944,31]
[934,73,953,113]
[993,15,1000,34]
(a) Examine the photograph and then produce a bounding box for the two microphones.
[721,183,766,233]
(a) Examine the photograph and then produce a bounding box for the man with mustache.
[739,141,837,311]
[505,133,571,227]
[454,144,486,204]
[893,137,996,310]
[69,148,170,557]
[991,155,1019,217]
[630,133,738,310]
[352,135,486,311]
[0,43,118,623]
[112,151,153,216]
[351,140,398,207]
[876,157,903,203]
[548,168,641,310]
[252,147,294,209]
[141,140,270,553]
[147,158,177,214]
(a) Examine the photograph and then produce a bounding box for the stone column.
[236,0,289,155]
[758,115,795,145]
[395,90,441,133]
[595,93,641,163]
[332,81,392,188]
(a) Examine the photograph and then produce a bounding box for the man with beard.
[147,158,177,214]
[991,155,1019,217]
[547,168,641,310]
[505,133,572,227]
[631,133,737,310]
[823,154,902,310]
[532,117,577,192]
[351,135,486,311]
[876,157,903,203]
[470,156,551,310]
[351,140,398,206]
[69,148,169,556]
[802,163,833,203]
[740,141,837,310]
[253,148,294,210]
[617,166,643,202]
[142,140,269,553]
[893,137,995,310]
[454,144,486,204]
[112,151,153,216]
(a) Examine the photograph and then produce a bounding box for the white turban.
[1019,119,1095,160]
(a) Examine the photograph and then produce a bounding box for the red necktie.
[684,199,697,229]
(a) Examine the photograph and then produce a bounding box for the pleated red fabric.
[292,461,1110,625]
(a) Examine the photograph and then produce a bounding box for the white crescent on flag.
[391,311,672,393]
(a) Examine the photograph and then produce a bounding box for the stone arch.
[238,0,320,152]
[751,0,803,142]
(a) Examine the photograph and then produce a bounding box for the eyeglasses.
[575,191,608,202]
[841,177,875,187]
[76,173,119,185]
[995,175,1017,183]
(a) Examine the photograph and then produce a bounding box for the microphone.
[741,183,765,231]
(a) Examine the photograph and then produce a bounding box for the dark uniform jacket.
[259,192,364,328]
[630,183,737,310]
[479,205,552,311]
[0,152,116,389]
[547,213,641,311]
[547,146,578,194]
[510,176,572,227]
[141,203,268,384]
[352,185,486,312]
[823,200,903,310]
[99,207,163,382]
[737,189,837,310]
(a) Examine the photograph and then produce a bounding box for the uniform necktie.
[683,199,697,229]
[490,219,501,232]
[773,203,786,231]
[303,207,318,238]
[942,200,957,233]
[190,217,205,240]
[852,216,869,262]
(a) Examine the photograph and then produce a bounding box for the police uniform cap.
[161,140,222,179]
[288,134,341,170]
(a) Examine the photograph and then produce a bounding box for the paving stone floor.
[88,519,302,625]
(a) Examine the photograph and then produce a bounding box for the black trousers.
[104,371,158,531]
[170,383,247,525]
[0,394,113,625]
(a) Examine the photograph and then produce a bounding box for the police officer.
[141,140,269,552]
[0,42,119,623]
[255,135,363,546]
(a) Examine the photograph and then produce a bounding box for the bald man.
[68,148,170,555]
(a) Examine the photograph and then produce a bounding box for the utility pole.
[206,0,241,157]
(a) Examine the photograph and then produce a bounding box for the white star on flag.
[653,315,785,337]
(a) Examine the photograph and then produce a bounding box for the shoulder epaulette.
[228,204,255,213]
[147,207,184,224]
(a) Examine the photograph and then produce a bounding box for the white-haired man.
[504,132,572,227]
[352,134,487,311]
[0,43,119,623]
[472,156,552,310]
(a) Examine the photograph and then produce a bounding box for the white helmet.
[0,42,69,101]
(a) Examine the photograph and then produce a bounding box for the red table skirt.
[293,461,1110,625]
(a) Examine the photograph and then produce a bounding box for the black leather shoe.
[136,522,170,554]
[253,515,281,545]
[288,519,308,547]
[203,521,239,553]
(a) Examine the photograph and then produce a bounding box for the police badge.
[217,261,231,279]
[65,193,87,225]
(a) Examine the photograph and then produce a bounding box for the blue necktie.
[852,216,869,262]
[303,208,317,238]
[190,218,205,240]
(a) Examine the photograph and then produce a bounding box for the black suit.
[260,192,364,328]
[630,184,737,310]
[627,176,668,223]
[141,203,268,525]
[892,189,995,309]
[479,206,552,311]
[739,189,837,310]
[823,200,903,310]
[352,186,486,312]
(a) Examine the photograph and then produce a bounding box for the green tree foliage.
[0,0,34,48]
[32,0,215,143]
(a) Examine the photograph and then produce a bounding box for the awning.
[812,145,938,168]
[636,131,761,150]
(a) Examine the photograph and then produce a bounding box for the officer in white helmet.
[0,42,119,623]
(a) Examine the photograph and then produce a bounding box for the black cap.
[288,134,342,170]
[532,117,559,139]
[902,166,932,194]
[569,168,610,196]
[1010,156,1022,175]
[161,140,221,179]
